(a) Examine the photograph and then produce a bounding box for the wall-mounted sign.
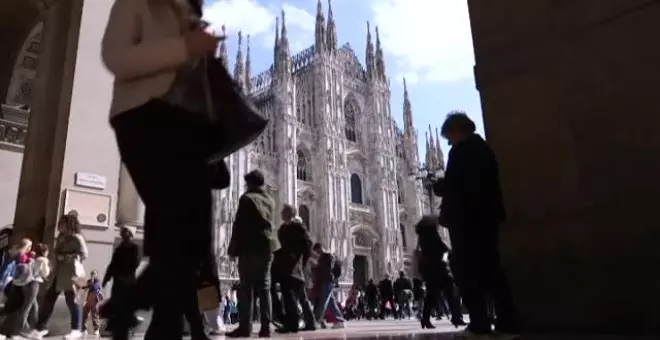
[63,189,112,228]
[74,172,107,190]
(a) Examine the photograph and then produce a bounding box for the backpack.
[0,259,17,291]
[332,256,342,279]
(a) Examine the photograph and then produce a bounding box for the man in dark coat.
[434,112,518,338]
[364,279,379,320]
[272,204,315,333]
[227,170,280,338]
[102,227,142,332]
[393,271,413,319]
[378,275,395,319]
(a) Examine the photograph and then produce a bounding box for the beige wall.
[58,0,120,275]
[0,150,21,227]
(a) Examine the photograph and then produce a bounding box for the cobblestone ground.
[42,319,462,339]
[41,319,658,340]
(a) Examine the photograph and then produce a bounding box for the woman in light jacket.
[100,0,223,339]
[31,214,88,340]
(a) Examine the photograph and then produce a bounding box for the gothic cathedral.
[212,1,441,293]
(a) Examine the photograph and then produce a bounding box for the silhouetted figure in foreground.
[415,216,464,329]
[435,112,519,339]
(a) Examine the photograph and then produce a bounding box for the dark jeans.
[449,224,518,334]
[36,283,81,331]
[237,254,273,332]
[423,279,463,324]
[15,282,39,333]
[271,284,284,324]
[280,278,315,330]
[110,100,213,339]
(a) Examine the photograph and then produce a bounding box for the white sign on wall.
[74,172,107,190]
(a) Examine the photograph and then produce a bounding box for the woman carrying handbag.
[100,0,265,339]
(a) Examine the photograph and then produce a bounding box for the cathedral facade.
[212,1,435,290]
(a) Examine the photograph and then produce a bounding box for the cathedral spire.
[326,0,337,54]
[428,125,438,168]
[233,31,245,91]
[274,16,280,64]
[375,26,386,81]
[365,21,375,80]
[424,132,433,169]
[435,127,444,169]
[217,24,229,70]
[245,34,252,92]
[403,77,414,135]
[280,10,290,57]
[315,0,326,54]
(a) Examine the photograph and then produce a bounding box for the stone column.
[13,0,83,244]
[14,0,120,269]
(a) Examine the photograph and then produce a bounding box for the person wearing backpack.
[311,243,346,329]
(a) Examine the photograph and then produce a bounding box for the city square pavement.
[39,319,659,340]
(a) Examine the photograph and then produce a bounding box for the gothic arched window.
[344,99,358,142]
[299,205,310,229]
[400,224,408,251]
[397,180,403,204]
[297,150,309,181]
[350,174,363,204]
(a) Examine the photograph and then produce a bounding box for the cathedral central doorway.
[352,255,368,288]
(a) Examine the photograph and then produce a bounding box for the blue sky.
[202,0,483,163]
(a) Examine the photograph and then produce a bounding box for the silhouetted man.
[227,170,280,338]
[378,275,395,319]
[103,227,141,332]
[364,279,378,320]
[393,271,413,319]
[272,205,315,333]
[434,112,519,340]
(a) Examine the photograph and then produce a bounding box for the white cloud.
[371,0,475,83]
[203,0,315,53]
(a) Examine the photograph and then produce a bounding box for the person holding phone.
[100,0,226,339]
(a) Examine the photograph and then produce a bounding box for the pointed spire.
[245,34,252,92]
[435,127,444,169]
[326,0,337,54]
[275,11,290,75]
[274,16,280,63]
[424,132,433,169]
[365,21,375,80]
[315,0,326,54]
[280,10,290,55]
[403,77,413,134]
[375,26,386,81]
[233,31,245,91]
[428,125,438,168]
[217,24,229,70]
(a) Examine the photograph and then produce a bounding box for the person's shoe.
[275,327,298,334]
[303,324,316,331]
[225,329,250,338]
[452,319,468,328]
[62,330,83,340]
[258,328,271,338]
[331,322,345,329]
[420,320,435,329]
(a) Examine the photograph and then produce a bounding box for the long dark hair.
[187,0,203,17]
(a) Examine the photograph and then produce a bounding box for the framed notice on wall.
[62,189,112,228]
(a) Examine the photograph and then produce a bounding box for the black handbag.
[162,56,268,164]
